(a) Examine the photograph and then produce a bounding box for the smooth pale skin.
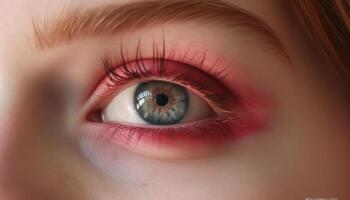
[0,0,350,199]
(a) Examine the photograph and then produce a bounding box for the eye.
[82,44,270,159]
[102,80,213,125]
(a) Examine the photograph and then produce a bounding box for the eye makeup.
[82,40,271,159]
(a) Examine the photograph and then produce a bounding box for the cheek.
[79,136,278,199]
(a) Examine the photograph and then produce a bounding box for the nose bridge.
[0,10,94,198]
[0,68,75,148]
[0,67,87,199]
[0,63,18,138]
[0,64,37,199]
[0,62,38,135]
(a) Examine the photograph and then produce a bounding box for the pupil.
[155,93,169,106]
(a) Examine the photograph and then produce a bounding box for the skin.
[0,0,350,199]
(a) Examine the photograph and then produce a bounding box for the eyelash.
[86,40,260,150]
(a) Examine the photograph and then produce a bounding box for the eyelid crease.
[31,0,289,60]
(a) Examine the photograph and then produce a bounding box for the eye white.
[102,84,144,124]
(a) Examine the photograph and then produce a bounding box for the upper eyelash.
[100,39,239,117]
[102,39,169,85]
[102,38,229,85]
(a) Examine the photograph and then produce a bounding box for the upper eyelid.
[88,53,234,112]
[31,0,289,59]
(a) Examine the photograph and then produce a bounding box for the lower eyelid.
[81,118,234,159]
[82,103,268,160]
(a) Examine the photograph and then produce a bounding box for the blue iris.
[134,81,189,125]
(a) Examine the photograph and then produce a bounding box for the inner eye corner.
[86,108,104,123]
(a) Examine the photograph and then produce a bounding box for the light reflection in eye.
[135,90,150,110]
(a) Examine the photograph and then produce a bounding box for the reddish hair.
[291,0,350,87]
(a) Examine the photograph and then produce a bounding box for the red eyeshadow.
[82,46,273,159]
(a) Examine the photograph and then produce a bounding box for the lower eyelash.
[85,105,267,149]
[92,115,244,146]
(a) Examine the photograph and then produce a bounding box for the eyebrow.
[32,0,287,56]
